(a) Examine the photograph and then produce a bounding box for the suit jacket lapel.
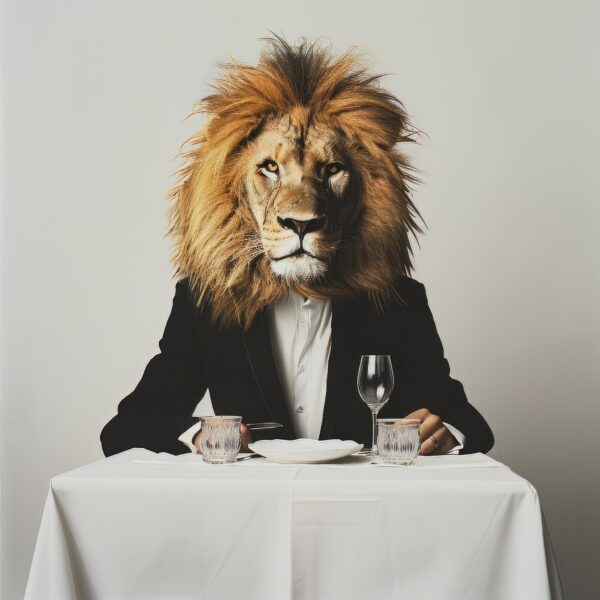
[242,308,296,437]
[319,296,359,439]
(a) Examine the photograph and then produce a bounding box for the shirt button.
[297,406,305,414]
[298,364,305,373]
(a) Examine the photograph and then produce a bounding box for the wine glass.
[357,355,395,456]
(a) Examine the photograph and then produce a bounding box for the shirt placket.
[293,297,311,437]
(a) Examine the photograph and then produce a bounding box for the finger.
[420,426,450,455]
[403,408,430,423]
[193,430,202,453]
[419,413,443,441]
[434,434,458,455]
[240,424,253,452]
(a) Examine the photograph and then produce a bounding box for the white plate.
[248,439,363,464]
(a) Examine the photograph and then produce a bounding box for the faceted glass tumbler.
[376,418,421,465]
[199,416,242,464]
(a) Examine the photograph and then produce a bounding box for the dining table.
[25,448,563,600]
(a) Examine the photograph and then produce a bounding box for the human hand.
[403,408,459,455]
[193,424,253,453]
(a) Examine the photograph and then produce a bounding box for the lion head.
[168,34,425,329]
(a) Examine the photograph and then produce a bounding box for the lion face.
[169,35,424,329]
[243,114,353,283]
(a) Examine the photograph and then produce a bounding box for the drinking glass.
[199,416,242,464]
[376,418,421,465]
[357,355,395,456]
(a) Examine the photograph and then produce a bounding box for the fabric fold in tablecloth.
[26,453,295,600]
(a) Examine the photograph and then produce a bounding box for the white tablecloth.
[25,449,563,600]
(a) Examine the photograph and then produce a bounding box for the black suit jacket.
[100,276,494,456]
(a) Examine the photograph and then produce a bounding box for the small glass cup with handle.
[199,416,242,464]
[376,418,421,465]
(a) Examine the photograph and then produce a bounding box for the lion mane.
[168,34,425,330]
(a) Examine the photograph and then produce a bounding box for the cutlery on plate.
[236,453,260,462]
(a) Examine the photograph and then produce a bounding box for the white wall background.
[1,1,598,598]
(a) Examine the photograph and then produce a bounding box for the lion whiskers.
[230,239,264,268]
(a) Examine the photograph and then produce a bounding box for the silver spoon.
[246,422,284,431]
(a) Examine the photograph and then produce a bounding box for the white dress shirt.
[178,289,466,453]
[267,289,332,439]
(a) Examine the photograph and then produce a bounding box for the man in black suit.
[100,37,494,457]
[100,275,493,457]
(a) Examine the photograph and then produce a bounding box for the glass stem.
[371,409,379,453]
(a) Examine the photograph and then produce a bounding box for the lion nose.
[277,216,325,237]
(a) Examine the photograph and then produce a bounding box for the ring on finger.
[430,434,439,449]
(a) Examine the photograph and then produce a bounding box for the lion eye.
[259,160,279,182]
[326,162,344,176]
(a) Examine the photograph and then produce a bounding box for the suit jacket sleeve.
[399,282,494,454]
[100,279,207,456]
